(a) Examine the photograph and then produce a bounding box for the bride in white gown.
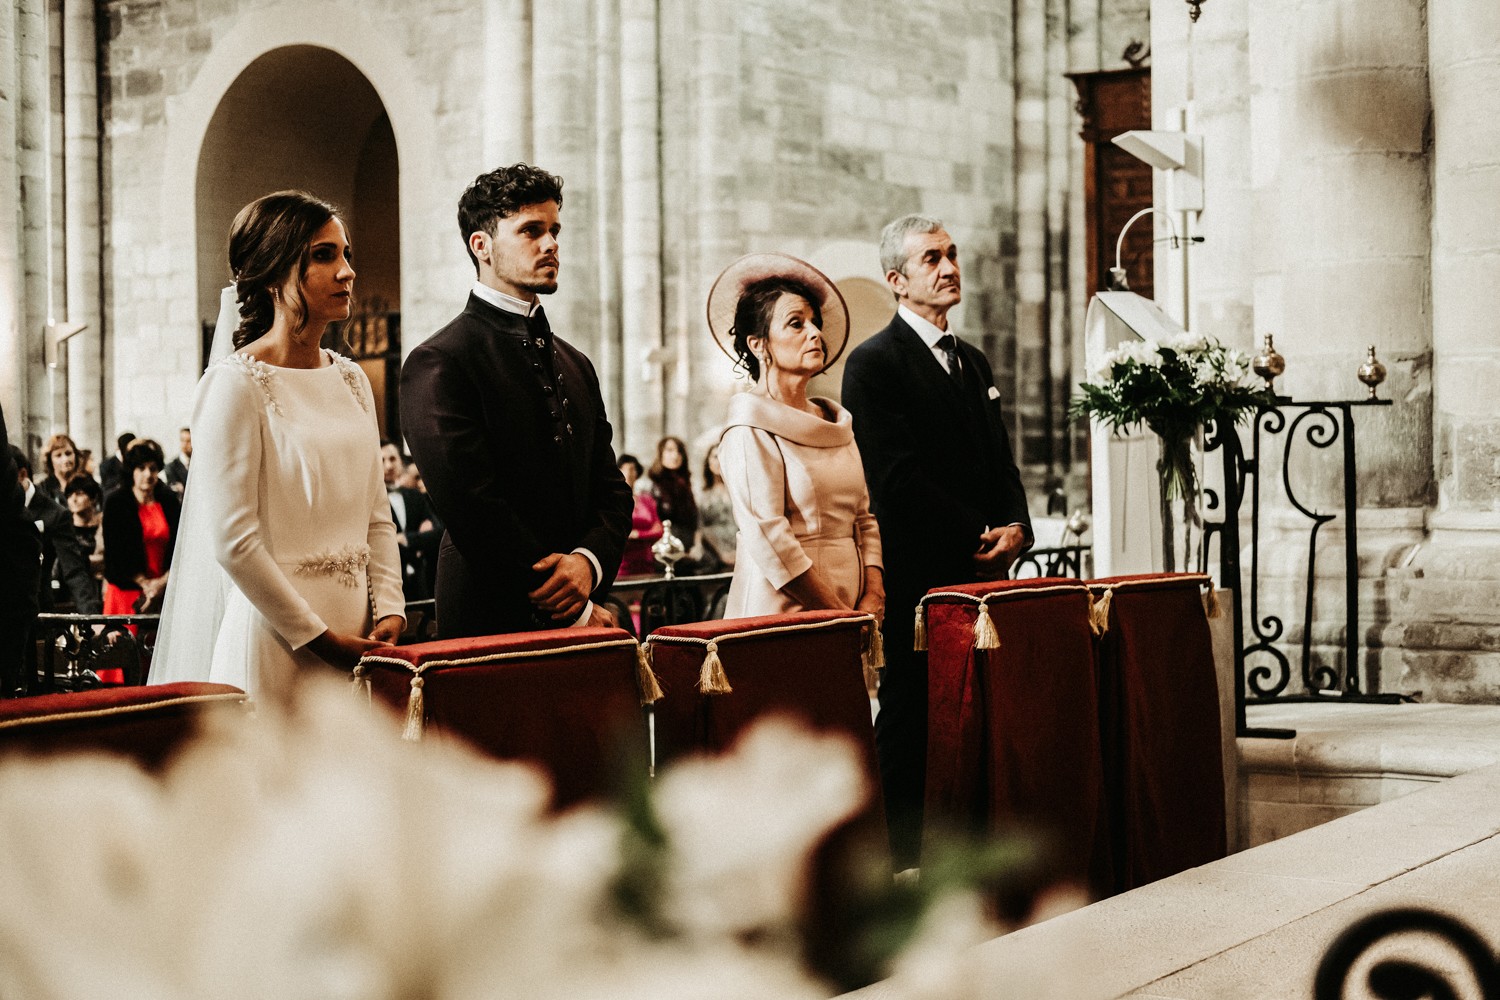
[153,191,406,701]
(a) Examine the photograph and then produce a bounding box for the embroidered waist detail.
[293,544,371,587]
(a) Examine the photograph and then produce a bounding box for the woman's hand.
[368,615,405,646]
[856,567,886,623]
[307,629,390,671]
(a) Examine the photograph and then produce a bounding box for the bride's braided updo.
[227,191,340,350]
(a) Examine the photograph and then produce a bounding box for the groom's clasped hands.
[529,552,618,628]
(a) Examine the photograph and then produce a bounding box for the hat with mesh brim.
[706,252,850,374]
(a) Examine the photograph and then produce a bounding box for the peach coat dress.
[718,391,882,617]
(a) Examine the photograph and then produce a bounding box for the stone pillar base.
[1381,515,1500,703]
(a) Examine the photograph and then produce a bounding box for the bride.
[153,191,406,700]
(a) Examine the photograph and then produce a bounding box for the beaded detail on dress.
[293,543,371,588]
[221,354,285,416]
[331,353,370,412]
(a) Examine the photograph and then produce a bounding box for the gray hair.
[879,214,945,276]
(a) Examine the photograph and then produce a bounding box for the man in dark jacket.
[1,405,41,695]
[401,163,632,638]
[842,214,1033,868]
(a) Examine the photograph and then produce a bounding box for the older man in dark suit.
[401,163,633,638]
[842,214,1033,868]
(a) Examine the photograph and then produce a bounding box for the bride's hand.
[307,629,389,670]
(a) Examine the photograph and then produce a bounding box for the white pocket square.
[987,386,1001,400]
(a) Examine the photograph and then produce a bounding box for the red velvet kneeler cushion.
[1088,573,1226,891]
[0,682,247,771]
[919,578,1110,892]
[644,611,882,819]
[358,627,653,810]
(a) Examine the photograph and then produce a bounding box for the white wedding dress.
[153,348,406,700]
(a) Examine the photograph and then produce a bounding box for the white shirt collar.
[898,304,950,348]
[22,482,35,507]
[472,280,541,318]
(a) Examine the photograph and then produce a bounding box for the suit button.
[566,423,574,433]
[553,434,562,443]
[542,385,555,395]
[534,339,546,349]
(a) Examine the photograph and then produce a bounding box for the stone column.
[0,2,25,425]
[1272,0,1432,510]
[1010,0,1047,473]
[1248,0,1431,695]
[1384,1,1500,701]
[482,0,533,167]
[593,0,623,425]
[15,0,54,449]
[62,0,103,453]
[618,0,664,454]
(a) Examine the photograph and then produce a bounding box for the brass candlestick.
[1357,345,1388,400]
[1252,333,1286,392]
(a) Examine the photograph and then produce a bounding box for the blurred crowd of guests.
[10,429,195,618]
[616,435,738,580]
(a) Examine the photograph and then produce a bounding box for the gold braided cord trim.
[359,637,644,677]
[0,693,249,731]
[642,612,877,650]
[918,582,1093,608]
[1084,573,1213,591]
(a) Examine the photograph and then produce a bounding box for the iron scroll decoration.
[1313,907,1500,999]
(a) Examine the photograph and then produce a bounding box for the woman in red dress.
[616,454,663,577]
[102,439,179,615]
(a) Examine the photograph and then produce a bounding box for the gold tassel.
[913,603,927,651]
[1202,586,1221,619]
[350,662,372,705]
[1089,587,1114,636]
[862,622,885,693]
[973,602,1000,650]
[635,643,664,704]
[400,675,426,742]
[698,640,732,695]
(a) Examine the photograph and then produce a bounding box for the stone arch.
[156,3,440,367]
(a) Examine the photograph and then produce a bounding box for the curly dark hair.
[729,277,823,382]
[123,438,165,473]
[457,163,564,275]
[227,190,341,350]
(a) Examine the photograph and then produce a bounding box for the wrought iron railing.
[1203,398,1401,738]
[17,548,1089,697]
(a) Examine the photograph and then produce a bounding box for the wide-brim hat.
[706,252,850,374]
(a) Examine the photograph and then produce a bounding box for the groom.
[842,214,1033,868]
[401,164,633,638]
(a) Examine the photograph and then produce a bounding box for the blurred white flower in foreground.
[0,680,1016,999]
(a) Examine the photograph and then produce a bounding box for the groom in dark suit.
[401,164,633,638]
[842,214,1033,868]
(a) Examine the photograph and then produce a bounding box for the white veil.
[150,286,238,684]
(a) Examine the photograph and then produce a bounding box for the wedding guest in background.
[708,252,884,621]
[15,446,101,613]
[646,435,699,562]
[382,439,440,599]
[164,427,192,496]
[616,454,663,577]
[152,190,405,698]
[1,404,40,696]
[64,475,105,576]
[37,433,96,503]
[697,443,737,572]
[102,438,178,615]
[99,432,135,495]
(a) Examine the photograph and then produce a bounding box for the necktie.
[936,333,962,382]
